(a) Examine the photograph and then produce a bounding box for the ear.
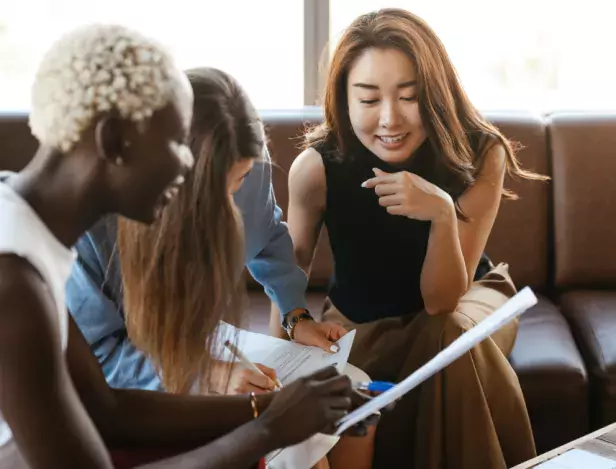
[94,115,124,165]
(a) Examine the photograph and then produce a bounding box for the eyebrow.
[352,80,417,90]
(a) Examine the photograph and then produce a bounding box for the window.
[330,0,616,112]
[0,0,303,110]
[1,1,615,112]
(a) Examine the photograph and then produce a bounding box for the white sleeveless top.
[0,174,76,466]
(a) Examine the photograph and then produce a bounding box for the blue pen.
[354,381,395,393]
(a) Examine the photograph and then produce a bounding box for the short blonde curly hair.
[29,24,181,152]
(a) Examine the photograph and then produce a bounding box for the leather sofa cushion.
[551,114,616,288]
[560,290,616,428]
[510,296,588,452]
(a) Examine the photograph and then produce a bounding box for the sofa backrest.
[0,109,582,292]
[550,113,616,289]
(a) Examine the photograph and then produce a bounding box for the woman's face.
[346,47,427,166]
[227,158,255,196]
[111,73,195,224]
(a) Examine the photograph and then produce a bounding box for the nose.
[379,99,403,129]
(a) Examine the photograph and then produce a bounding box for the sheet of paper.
[214,323,357,469]
[534,449,616,468]
[262,329,356,383]
[335,286,539,435]
[216,322,355,379]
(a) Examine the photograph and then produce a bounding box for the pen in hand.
[224,340,283,390]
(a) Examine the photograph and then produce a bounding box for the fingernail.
[361,181,368,188]
[330,345,339,353]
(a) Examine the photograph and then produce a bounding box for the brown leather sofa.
[1,109,613,456]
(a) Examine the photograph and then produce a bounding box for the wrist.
[432,196,456,224]
[282,308,314,340]
[249,414,279,454]
[252,393,281,451]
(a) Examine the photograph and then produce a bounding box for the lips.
[377,133,408,143]
[376,133,409,150]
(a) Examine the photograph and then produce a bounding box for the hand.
[258,366,352,448]
[338,389,383,438]
[212,361,278,395]
[228,363,279,395]
[293,319,348,353]
[362,168,454,222]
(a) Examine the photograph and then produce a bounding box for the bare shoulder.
[289,146,326,207]
[477,141,507,183]
[0,254,59,348]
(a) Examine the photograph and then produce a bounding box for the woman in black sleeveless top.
[277,8,548,469]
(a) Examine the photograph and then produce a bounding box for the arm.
[0,255,302,469]
[420,144,506,314]
[240,148,309,322]
[280,149,347,349]
[286,148,327,279]
[364,144,506,315]
[247,194,309,319]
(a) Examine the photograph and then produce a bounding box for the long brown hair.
[117,67,265,393]
[308,8,548,207]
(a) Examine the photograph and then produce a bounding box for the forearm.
[105,388,267,448]
[139,419,273,469]
[420,207,467,315]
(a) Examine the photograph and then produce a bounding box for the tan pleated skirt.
[322,263,536,469]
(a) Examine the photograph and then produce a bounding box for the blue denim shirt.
[65,147,308,390]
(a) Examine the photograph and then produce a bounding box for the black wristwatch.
[282,309,314,340]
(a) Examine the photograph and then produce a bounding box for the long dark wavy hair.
[307,8,548,213]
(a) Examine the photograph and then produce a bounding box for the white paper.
[265,364,369,469]
[263,329,356,383]
[534,449,616,468]
[335,286,539,435]
[215,323,357,469]
[216,322,356,380]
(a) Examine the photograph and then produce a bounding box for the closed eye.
[359,99,379,104]
[401,96,417,102]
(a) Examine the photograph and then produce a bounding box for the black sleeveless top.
[315,138,492,324]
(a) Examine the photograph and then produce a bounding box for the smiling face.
[346,47,427,166]
[112,72,195,224]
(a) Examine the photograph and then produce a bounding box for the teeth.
[380,135,405,143]
[174,175,185,186]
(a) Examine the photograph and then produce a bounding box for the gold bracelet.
[249,392,259,419]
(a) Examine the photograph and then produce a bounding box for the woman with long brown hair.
[277,8,548,469]
[117,66,263,394]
